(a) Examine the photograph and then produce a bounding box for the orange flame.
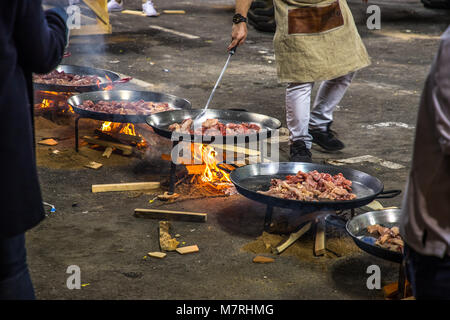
[35,91,74,113]
[99,75,114,91]
[192,144,231,187]
[99,121,147,149]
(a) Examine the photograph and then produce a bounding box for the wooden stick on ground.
[92,182,160,193]
[102,146,114,158]
[314,219,326,256]
[159,221,179,251]
[134,208,207,222]
[82,136,133,155]
[272,222,312,255]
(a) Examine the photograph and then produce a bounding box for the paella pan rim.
[33,64,122,92]
[229,162,385,210]
[67,90,192,123]
[145,108,282,141]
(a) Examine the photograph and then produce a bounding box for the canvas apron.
[273,0,371,83]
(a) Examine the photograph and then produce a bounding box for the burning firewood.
[82,135,133,156]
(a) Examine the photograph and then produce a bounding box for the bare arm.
[227,0,253,51]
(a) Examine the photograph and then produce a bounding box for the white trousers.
[285,72,355,148]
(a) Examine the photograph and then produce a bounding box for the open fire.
[176,143,235,193]
[34,90,75,114]
[98,121,148,149]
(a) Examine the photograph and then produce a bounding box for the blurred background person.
[400,26,450,300]
[0,0,68,300]
[107,0,158,17]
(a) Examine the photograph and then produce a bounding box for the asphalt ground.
[27,0,450,300]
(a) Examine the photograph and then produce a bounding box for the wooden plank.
[82,0,109,25]
[102,146,113,158]
[176,245,199,255]
[134,208,207,222]
[92,182,160,193]
[38,138,58,146]
[159,221,179,252]
[198,143,261,157]
[253,256,274,263]
[272,222,312,254]
[147,252,167,259]
[70,19,112,36]
[85,161,103,170]
[163,10,186,14]
[314,219,326,256]
[122,10,145,16]
[82,136,133,155]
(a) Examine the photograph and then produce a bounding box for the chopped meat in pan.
[34,70,99,86]
[258,170,357,202]
[78,100,173,115]
[168,118,261,136]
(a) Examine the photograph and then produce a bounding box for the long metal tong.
[193,46,237,128]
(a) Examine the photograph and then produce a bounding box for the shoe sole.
[312,141,344,152]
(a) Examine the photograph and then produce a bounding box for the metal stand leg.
[398,260,407,298]
[168,141,178,195]
[75,116,81,152]
[264,206,274,231]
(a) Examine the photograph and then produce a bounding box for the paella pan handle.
[228,108,248,112]
[375,189,402,199]
[113,77,133,84]
[324,214,347,229]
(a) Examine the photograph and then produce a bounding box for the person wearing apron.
[229,0,370,162]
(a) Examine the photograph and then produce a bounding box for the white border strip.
[327,155,405,170]
[149,25,200,40]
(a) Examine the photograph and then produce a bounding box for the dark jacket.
[0,1,68,238]
[400,27,450,258]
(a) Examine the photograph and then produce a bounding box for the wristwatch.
[232,13,247,24]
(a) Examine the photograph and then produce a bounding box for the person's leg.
[309,72,355,130]
[405,244,450,299]
[307,72,355,151]
[286,82,314,162]
[0,233,36,300]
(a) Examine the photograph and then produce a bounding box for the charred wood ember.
[168,118,261,136]
[258,170,357,201]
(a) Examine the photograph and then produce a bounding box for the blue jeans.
[404,244,450,300]
[0,233,36,300]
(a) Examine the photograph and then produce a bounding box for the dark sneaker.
[310,122,345,151]
[290,140,312,162]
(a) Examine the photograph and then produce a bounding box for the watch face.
[233,14,246,24]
